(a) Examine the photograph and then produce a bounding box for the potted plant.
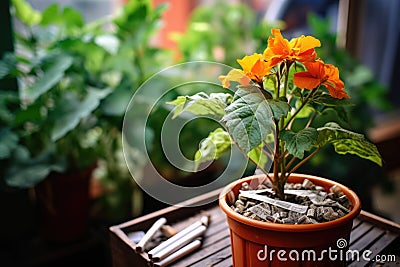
[168,28,382,266]
[0,0,113,242]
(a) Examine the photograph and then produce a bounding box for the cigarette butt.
[153,239,202,267]
[135,217,167,253]
[160,225,177,238]
[148,215,209,258]
[151,224,207,262]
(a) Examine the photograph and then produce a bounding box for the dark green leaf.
[0,53,18,79]
[194,128,232,170]
[222,87,274,153]
[280,128,318,158]
[0,128,19,159]
[167,92,232,119]
[4,146,66,188]
[24,54,73,101]
[316,122,382,166]
[267,99,290,120]
[51,87,112,141]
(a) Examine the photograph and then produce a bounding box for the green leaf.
[280,128,318,159]
[316,122,382,166]
[238,85,272,99]
[0,128,19,159]
[51,87,112,141]
[313,93,354,106]
[267,98,290,120]
[12,0,42,26]
[222,87,274,153]
[41,4,84,29]
[0,53,18,80]
[101,84,131,116]
[167,92,232,119]
[194,128,232,170]
[0,91,19,124]
[4,146,66,188]
[24,54,74,102]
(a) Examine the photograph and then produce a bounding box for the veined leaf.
[222,87,274,153]
[280,128,318,159]
[267,98,290,120]
[194,128,232,170]
[24,54,73,102]
[316,122,382,166]
[51,87,112,141]
[167,92,232,119]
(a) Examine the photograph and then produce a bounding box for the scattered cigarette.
[148,215,210,259]
[153,239,202,267]
[151,224,207,262]
[160,225,177,238]
[135,217,167,253]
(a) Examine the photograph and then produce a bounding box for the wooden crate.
[109,189,400,267]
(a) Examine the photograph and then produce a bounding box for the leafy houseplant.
[170,28,382,198]
[169,29,382,266]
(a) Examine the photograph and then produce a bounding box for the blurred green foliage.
[0,0,171,222]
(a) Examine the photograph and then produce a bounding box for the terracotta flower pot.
[219,174,361,267]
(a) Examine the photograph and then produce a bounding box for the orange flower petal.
[294,72,321,90]
[219,69,250,88]
[237,53,270,83]
[263,29,321,67]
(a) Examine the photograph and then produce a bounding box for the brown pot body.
[219,174,361,267]
[35,166,94,243]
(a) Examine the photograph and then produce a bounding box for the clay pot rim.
[219,173,361,232]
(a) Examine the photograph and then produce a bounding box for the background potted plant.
[0,0,115,242]
[168,28,382,266]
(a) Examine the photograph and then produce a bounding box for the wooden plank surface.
[110,192,400,267]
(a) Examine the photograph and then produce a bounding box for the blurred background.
[1,0,399,266]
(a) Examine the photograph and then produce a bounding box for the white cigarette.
[135,217,167,253]
[148,215,209,258]
[151,224,206,262]
[153,239,202,267]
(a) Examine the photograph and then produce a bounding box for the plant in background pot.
[0,0,113,242]
[168,28,382,266]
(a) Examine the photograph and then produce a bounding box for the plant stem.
[305,112,317,128]
[283,88,318,129]
[288,147,321,175]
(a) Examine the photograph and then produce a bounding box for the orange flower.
[263,29,321,67]
[237,53,271,83]
[219,53,270,88]
[219,69,251,88]
[293,61,349,99]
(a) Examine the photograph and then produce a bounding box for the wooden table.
[109,189,400,267]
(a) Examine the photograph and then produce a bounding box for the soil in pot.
[219,174,361,267]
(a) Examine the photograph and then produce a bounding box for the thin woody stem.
[288,147,321,175]
[283,87,319,130]
[305,112,317,128]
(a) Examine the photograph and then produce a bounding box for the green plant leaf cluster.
[0,0,169,192]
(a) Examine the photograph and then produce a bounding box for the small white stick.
[151,225,207,262]
[153,239,202,267]
[148,215,209,258]
[135,217,167,253]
